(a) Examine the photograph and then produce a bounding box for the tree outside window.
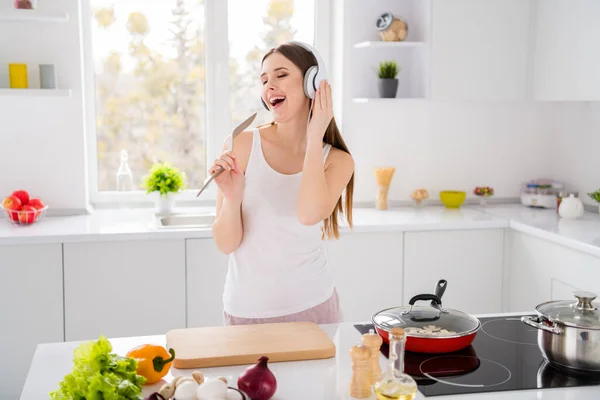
[89,0,314,192]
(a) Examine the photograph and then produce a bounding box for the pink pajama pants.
[223,288,342,326]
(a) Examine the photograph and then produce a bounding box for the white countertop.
[0,205,508,245]
[481,205,600,258]
[1,203,599,258]
[21,312,600,400]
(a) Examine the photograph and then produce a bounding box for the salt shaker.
[362,329,383,385]
[349,344,373,399]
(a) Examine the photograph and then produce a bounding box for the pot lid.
[536,291,600,329]
[372,294,480,337]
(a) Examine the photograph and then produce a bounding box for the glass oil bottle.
[373,328,418,400]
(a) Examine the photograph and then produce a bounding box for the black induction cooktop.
[354,316,600,397]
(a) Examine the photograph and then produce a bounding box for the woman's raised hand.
[210,150,245,203]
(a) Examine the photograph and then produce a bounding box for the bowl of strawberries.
[1,190,48,225]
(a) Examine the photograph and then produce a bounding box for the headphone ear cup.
[260,97,269,110]
[304,66,318,99]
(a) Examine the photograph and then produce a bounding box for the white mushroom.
[196,377,229,400]
[173,380,199,400]
[158,382,175,399]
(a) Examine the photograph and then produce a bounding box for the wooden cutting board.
[165,321,336,369]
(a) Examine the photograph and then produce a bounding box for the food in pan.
[404,325,457,336]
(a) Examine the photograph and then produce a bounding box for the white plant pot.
[156,193,175,214]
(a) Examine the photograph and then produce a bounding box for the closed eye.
[262,74,287,85]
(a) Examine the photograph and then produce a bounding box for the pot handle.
[521,316,562,335]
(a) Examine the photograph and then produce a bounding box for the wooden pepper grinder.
[349,344,373,399]
[362,329,383,385]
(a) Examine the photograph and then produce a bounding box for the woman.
[210,41,355,326]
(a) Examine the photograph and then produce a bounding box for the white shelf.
[354,41,425,49]
[0,9,69,23]
[0,89,72,97]
[352,97,426,103]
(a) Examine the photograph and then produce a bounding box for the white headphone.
[261,41,328,110]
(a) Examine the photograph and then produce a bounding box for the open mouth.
[269,96,286,109]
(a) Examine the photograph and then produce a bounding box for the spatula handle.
[196,166,225,197]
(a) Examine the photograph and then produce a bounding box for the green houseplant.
[588,189,600,215]
[142,162,186,214]
[377,60,400,98]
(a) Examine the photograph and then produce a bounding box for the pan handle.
[432,280,447,308]
[521,316,562,335]
[409,294,442,307]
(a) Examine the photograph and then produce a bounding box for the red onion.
[237,356,277,400]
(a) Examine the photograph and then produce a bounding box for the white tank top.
[222,128,334,318]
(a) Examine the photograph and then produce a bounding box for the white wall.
[0,0,89,213]
[335,0,555,204]
[333,0,597,206]
[0,0,597,213]
[343,100,555,204]
[548,102,600,207]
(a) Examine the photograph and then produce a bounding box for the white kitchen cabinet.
[430,0,531,101]
[534,0,600,101]
[63,240,186,341]
[0,244,64,400]
[403,229,505,315]
[326,232,404,323]
[506,230,600,312]
[186,238,229,328]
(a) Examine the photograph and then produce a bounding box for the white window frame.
[82,0,332,208]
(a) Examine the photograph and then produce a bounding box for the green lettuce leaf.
[49,335,146,400]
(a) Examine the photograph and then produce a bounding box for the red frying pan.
[371,283,481,353]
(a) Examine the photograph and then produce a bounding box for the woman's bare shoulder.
[326,146,354,171]
[230,129,255,172]
[232,129,254,148]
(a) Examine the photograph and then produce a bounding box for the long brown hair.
[261,43,354,240]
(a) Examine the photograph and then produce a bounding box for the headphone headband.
[288,40,328,86]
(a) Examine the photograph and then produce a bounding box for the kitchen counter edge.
[1,206,600,258]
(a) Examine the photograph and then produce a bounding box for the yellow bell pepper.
[126,344,175,384]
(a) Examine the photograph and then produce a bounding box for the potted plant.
[376,60,400,98]
[588,189,600,215]
[142,162,186,214]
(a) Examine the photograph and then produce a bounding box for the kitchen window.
[82,0,330,205]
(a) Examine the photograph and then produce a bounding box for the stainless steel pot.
[536,360,600,388]
[522,291,600,372]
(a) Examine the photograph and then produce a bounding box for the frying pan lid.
[372,294,480,336]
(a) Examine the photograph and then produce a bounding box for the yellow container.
[9,64,28,88]
[440,190,467,208]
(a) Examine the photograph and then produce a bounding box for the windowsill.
[89,189,218,211]
[90,198,218,211]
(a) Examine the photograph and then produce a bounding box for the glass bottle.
[116,149,133,192]
[373,328,418,400]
